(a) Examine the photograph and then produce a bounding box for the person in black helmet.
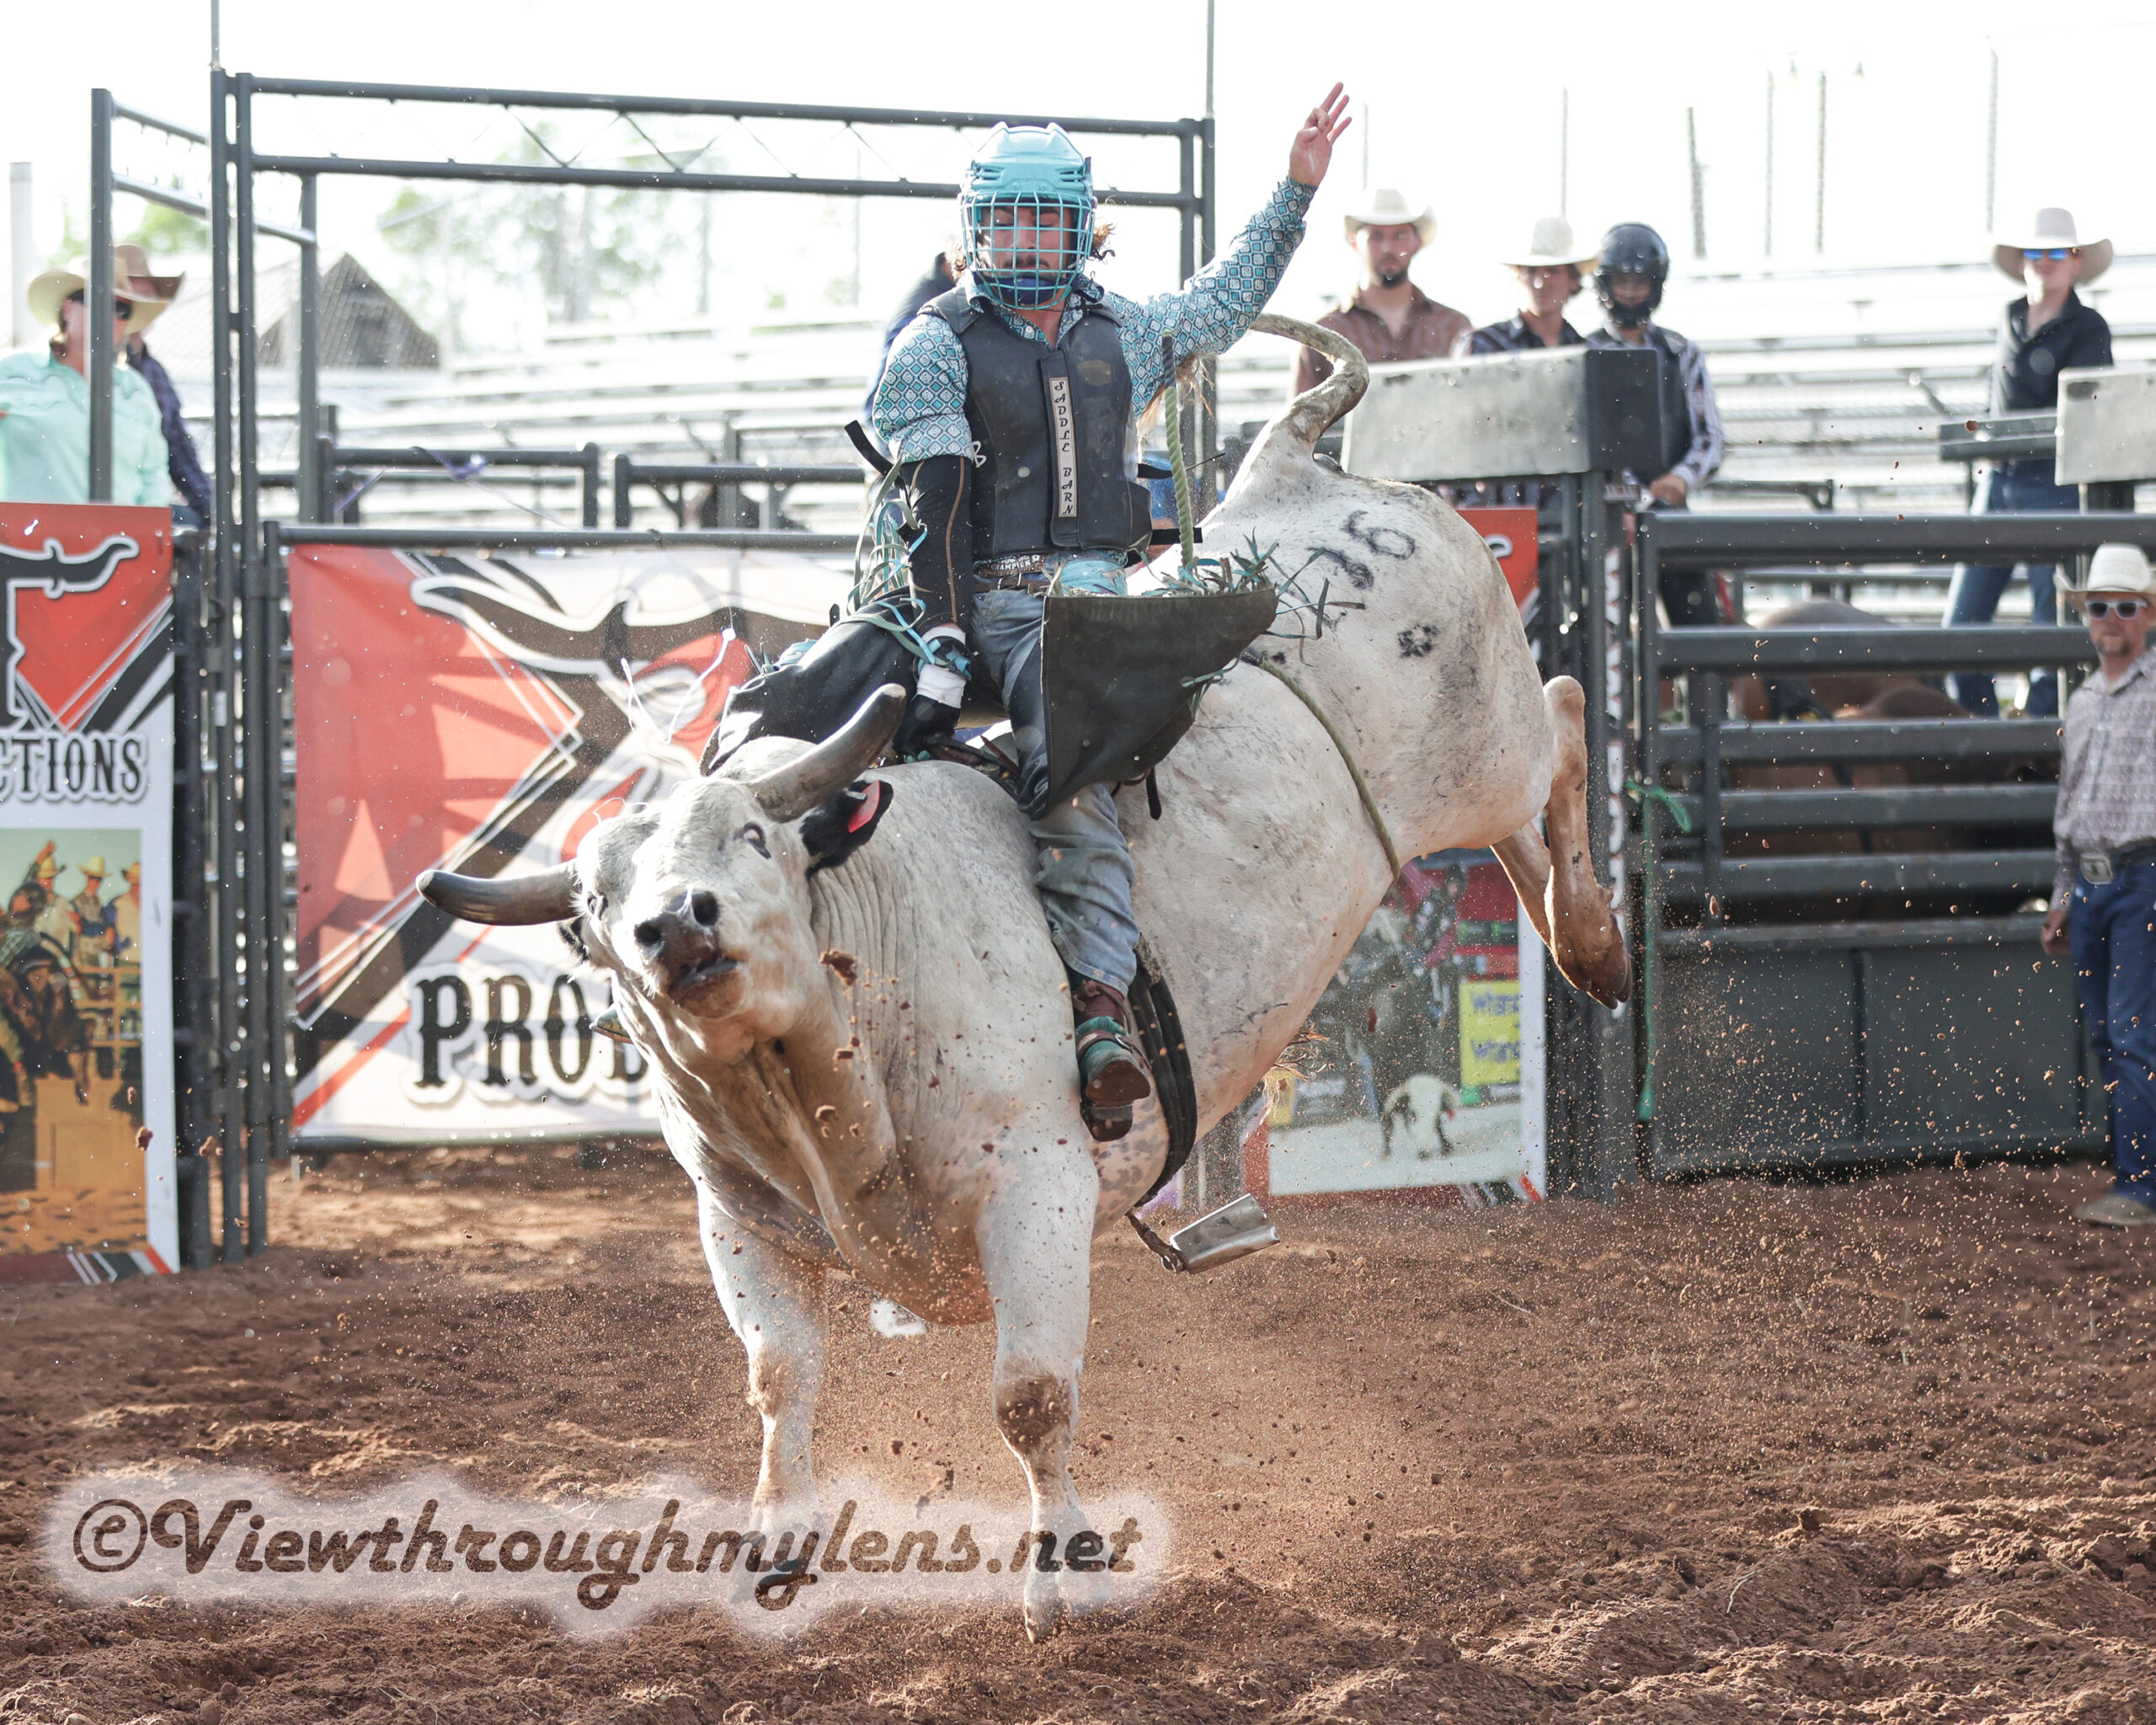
[1586,222,1728,628]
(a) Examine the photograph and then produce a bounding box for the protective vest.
[1646,326,1694,479]
[927,286,1152,562]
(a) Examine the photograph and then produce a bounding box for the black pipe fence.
[610,457,863,530]
[1631,510,2130,1178]
[257,443,606,526]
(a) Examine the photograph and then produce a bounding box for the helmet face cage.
[1593,223,1668,327]
[963,188,1094,309]
[959,125,1095,312]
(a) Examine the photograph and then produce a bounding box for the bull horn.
[746,682,908,820]
[417,863,579,926]
[1252,312,1369,451]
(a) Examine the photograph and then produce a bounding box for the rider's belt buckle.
[2083,852,2116,884]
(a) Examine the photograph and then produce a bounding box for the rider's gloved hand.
[893,625,970,759]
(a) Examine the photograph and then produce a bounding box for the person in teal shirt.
[0,253,175,506]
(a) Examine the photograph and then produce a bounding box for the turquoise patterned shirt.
[0,350,170,507]
[871,178,1315,463]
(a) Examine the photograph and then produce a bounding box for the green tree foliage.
[126,197,208,257]
[376,124,664,338]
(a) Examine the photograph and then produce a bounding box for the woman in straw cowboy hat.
[1467,215,1596,355]
[1290,187,1470,396]
[0,245,179,507]
[1943,207,2115,718]
[1454,216,1598,514]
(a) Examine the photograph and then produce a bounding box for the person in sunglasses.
[1943,208,2114,718]
[2042,544,2156,1226]
[0,250,175,506]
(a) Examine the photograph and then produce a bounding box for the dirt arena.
[3,1144,2153,1723]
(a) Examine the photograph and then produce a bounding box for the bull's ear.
[800,777,892,876]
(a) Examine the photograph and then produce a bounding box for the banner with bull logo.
[1256,510,1547,1207]
[0,504,175,1282]
[288,545,846,1146]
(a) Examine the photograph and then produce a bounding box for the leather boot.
[1071,976,1150,1141]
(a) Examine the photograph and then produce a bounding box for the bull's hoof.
[1023,1585,1068,1642]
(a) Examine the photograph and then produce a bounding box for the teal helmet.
[959,123,1095,311]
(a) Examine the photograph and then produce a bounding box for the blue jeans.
[2069,857,2156,1205]
[1944,465,2077,717]
[970,588,1140,993]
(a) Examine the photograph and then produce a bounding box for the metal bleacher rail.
[207,259,2156,570]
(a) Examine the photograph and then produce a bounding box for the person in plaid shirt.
[2041,543,2156,1225]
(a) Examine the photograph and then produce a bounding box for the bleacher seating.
[185,252,2156,558]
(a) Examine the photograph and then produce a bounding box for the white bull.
[419,318,1629,1637]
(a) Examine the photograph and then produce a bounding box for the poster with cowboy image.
[0,505,175,1281]
[1259,510,1545,1206]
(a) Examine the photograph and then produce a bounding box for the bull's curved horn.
[1252,312,1369,451]
[746,682,907,821]
[417,863,579,926]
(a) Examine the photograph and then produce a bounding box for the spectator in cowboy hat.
[1945,207,2115,718]
[115,246,212,526]
[1291,187,1469,396]
[0,248,177,506]
[2041,543,2156,1226]
[1468,216,1596,354]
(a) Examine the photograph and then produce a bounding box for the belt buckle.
[2083,852,2116,884]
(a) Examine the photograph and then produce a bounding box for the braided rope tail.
[1163,336,1198,573]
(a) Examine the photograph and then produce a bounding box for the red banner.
[0,504,176,1282]
[289,543,842,1145]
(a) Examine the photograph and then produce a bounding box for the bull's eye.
[740,824,770,857]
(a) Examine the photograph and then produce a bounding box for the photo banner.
[0,504,175,1282]
[289,546,846,1146]
[1257,509,1545,1206]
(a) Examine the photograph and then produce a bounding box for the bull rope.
[1248,656,1403,881]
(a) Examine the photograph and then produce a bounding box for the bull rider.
[870,86,1351,1141]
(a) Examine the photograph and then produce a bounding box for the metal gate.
[1632,511,2143,1175]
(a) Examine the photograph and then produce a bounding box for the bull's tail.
[1239,314,1369,482]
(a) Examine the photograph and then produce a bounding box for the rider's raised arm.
[1118,178,1315,409]
[1119,83,1347,405]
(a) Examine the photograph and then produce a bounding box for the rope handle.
[1163,336,1198,573]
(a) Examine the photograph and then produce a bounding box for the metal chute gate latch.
[1127,1194,1281,1274]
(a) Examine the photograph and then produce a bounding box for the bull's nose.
[631,891,735,995]
[633,890,719,955]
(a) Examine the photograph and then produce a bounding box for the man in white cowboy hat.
[2040,543,2156,1226]
[0,246,177,507]
[1944,207,2115,718]
[1467,216,1597,355]
[1290,187,1469,397]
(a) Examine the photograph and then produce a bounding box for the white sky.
[11,0,2156,346]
